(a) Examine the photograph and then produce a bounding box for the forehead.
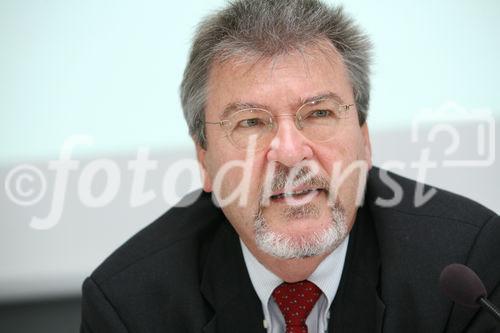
[205,43,353,118]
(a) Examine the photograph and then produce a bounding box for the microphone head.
[439,263,487,308]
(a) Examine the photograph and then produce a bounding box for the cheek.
[317,140,360,173]
[333,129,369,163]
[204,150,266,201]
[317,131,369,202]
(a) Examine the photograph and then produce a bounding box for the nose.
[266,117,313,167]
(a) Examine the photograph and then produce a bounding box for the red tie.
[272,280,322,333]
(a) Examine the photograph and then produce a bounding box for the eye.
[310,109,333,118]
[238,118,265,128]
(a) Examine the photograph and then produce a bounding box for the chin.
[253,202,349,260]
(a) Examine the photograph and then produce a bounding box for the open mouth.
[269,188,326,202]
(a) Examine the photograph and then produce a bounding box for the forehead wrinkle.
[214,46,349,120]
[264,49,347,110]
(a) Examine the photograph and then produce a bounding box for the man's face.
[196,43,372,259]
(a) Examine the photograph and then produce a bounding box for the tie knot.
[272,280,321,333]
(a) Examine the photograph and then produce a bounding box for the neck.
[243,241,330,282]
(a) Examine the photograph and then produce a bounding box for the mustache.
[260,163,331,200]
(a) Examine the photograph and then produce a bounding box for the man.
[80,0,500,332]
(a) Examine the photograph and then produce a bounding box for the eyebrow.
[220,101,270,120]
[219,91,346,119]
[301,91,344,105]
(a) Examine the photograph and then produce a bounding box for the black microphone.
[439,263,500,322]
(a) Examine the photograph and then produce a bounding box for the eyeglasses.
[205,97,354,150]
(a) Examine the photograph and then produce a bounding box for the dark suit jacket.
[80,167,500,332]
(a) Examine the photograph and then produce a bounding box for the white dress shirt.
[240,236,349,333]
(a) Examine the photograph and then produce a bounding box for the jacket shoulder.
[367,166,497,228]
[90,191,223,284]
[366,167,500,332]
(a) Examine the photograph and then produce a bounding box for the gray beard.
[253,201,349,260]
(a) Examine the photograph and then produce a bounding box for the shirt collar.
[308,236,349,305]
[241,235,349,307]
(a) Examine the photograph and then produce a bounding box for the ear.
[360,123,372,169]
[195,142,213,192]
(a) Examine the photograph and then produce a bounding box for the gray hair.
[180,0,373,149]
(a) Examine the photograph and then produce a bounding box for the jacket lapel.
[328,204,385,333]
[200,221,266,333]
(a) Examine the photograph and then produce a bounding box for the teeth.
[284,189,311,197]
[272,189,318,200]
